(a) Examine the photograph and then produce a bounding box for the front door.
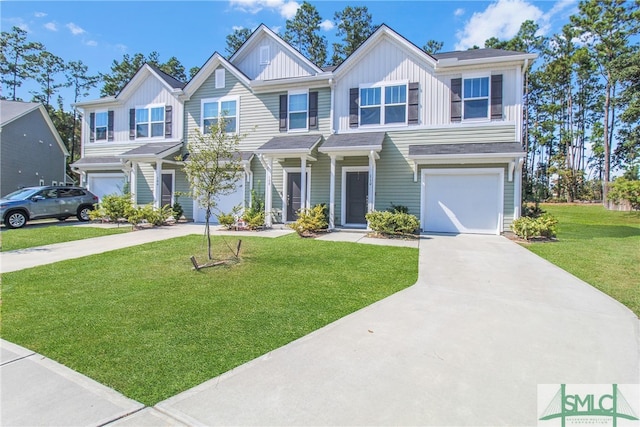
[346,171,368,224]
[161,173,173,207]
[287,173,302,220]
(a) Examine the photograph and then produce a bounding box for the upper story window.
[260,45,270,65]
[215,68,225,89]
[359,83,407,126]
[136,106,165,138]
[95,111,108,141]
[288,91,308,131]
[202,97,238,134]
[463,77,489,120]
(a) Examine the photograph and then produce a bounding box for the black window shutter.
[491,74,503,120]
[165,105,172,138]
[349,88,359,128]
[89,112,95,142]
[279,95,288,131]
[129,108,136,140]
[308,91,318,130]
[408,82,419,125]
[451,78,462,122]
[107,111,114,141]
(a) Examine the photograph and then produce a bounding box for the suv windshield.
[2,188,39,200]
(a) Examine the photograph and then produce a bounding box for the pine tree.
[331,6,376,65]
[225,27,252,58]
[0,26,44,100]
[284,1,327,67]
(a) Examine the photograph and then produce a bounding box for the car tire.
[77,205,92,222]
[4,211,27,229]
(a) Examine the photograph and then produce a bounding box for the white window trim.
[39,179,45,186]
[94,110,108,142]
[215,68,225,89]
[200,96,240,134]
[135,103,165,140]
[282,167,312,222]
[461,73,491,122]
[287,89,309,132]
[358,80,409,128]
[260,45,270,65]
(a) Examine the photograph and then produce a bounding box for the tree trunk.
[602,76,611,205]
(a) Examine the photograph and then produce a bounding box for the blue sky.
[2,0,578,104]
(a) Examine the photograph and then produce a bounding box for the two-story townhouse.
[72,64,187,208]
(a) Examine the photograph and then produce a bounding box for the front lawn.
[1,235,418,405]
[1,225,129,252]
[526,204,640,317]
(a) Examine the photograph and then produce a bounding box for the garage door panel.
[88,175,125,202]
[193,179,245,224]
[423,171,502,235]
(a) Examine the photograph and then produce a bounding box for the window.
[52,181,57,186]
[202,97,238,133]
[288,92,308,131]
[359,83,407,126]
[136,106,165,138]
[95,111,108,141]
[260,45,270,65]
[215,68,225,89]
[463,77,489,120]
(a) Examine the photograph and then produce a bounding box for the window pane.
[385,85,406,104]
[464,77,489,98]
[220,100,236,116]
[289,94,307,112]
[360,106,381,125]
[136,109,148,123]
[289,112,307,129]
[360,87,381,106]
[225,117,237,133]
[95,112,108,127]
[151,107,164,122]
[151,122,164,137]
[96,127,107,140]
[203,118,218,134]
[203,102,218,118]
[136,124,149,138]
[385,105,406,123]
[464,99,488,119]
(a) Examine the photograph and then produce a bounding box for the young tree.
[0,26,44,100]
[182,117,244,260]
[331,6,376,65]
[284,1,327,66]
[423,40,444,55]
[225,27,252,58]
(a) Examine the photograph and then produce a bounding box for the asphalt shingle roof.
[0,100,40,126]
[257,135,322,152]
[434,48,528,61]
[408,142,524,157]
[121,141,183,157]
[321,132,385,150]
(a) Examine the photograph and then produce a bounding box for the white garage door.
[193,179,245,224]
[88,174,126,201]
[422,169,503,235]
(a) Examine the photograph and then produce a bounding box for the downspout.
[329,78,335,134]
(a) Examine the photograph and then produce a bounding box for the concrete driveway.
[146,234,639,426]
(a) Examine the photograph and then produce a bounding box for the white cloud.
[66,22,86,36]
[44,22,58,31]
[85,40,98,47]
[232,25,245,31]
[229,0,299,19]
[271,25,282,34]
[114,43,127,53]
[320,19,334,31]
[454,8,465,17]
[34,12,47,18]
[455,0,543,50]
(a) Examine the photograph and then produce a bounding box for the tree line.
[1,0,638,204]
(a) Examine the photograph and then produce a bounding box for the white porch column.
[265,156,273,228]
[300,156,307,211]
[155,160,163,208]
[514,158,524,219]
[368,150,377,212]
[329,155,336,229]
[130,162,138,206]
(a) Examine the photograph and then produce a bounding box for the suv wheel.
[77,205,92,222]
[5,211,27,229]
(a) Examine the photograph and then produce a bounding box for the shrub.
[608,178,640,210]
[288,204,328,236]
[387,203,409,214]
[89,194,133,223]
[172,202,184,220]
[521,202,545,218]
[217,205,242,229]
[511,213,558,240]
[365,210,419,235]
[127,204,174,227]
[242,190,265,229]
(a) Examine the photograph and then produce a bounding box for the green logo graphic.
[539,384,639,427]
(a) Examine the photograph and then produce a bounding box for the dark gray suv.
[0,186,99,229]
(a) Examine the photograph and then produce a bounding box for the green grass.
[1,234,418,405]
[526,204,640,317]
[0,225,129,252]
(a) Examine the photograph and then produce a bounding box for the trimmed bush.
[127,204,174,227]
[365,210,419,235]
[511,213,558,240]
[288,204,328,236]
[89,194,133,223]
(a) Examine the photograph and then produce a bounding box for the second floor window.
[95,111,108,141]
[202,97,238,134]
[463,77,489,120]
[288,92,308,131]
[136,106,165,138]
[360,83,407,126]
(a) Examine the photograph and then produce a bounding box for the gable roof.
[0,100,69,156]
[183,52,252,99]
[230,24,324,74]
[434,48,537,67]
[146,64,186,89]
